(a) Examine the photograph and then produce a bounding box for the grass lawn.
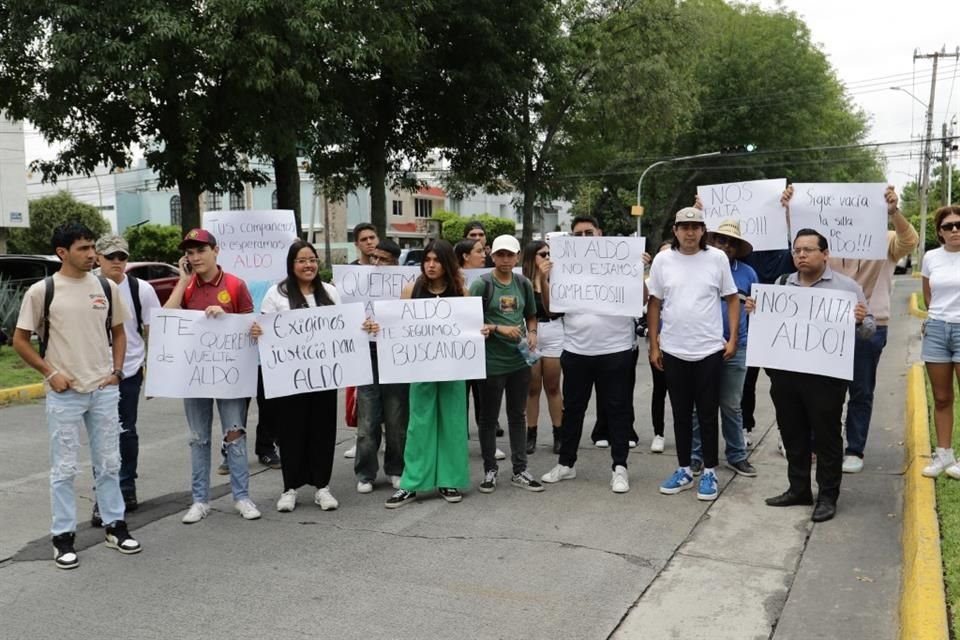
[927,374,960,634]
[0,344,42,388]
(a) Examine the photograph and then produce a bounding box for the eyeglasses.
[104,253,128,261]
[792,247,822,256]
[537,251,550,258]
[939,221,960,232]
[294,258,319,265]
[572,230,596,237]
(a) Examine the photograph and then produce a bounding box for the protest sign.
[203,210,297,282]
[145,309,258,398]
[548,236,646,316]
[373,297,486,384]
[788,183,888,259]
[332,265,421,342]
[745,284,857,380]
[256,303,372,399]
[697,178,788,251]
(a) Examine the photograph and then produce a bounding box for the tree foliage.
[8,192,110,254]
[124,224,182,264]
[433,211,516,245]
[901,164,958,249]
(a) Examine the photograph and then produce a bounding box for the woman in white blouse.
[253,240,342,512]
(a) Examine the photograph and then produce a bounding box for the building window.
[414,199,433,219]
[170,195,182,226]
[392,200,404,216]
[271,190,279,209]
[206,192,222,211]
[230,192,244,210]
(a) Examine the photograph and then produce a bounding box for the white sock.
[681,466,692,476]
[704,467,716,477]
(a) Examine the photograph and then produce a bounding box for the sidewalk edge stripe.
[909,292,928,319]
[0,383,44,405]
[900,362,948,639]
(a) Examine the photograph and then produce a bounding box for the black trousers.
[768,370,847,501]
[590,348,641,443]
[741,366,763,432]
[272,389,338,491]
[650,361,667,438]
[663,351,723,468]
[254,367,277,457]
[559,349,635,469]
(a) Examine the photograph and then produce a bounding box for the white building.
[0,117,29,233]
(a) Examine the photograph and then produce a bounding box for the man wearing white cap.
[469,235,544,494]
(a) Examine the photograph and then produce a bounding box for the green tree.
[901,164,958,249]
[124,224,182,264]
[434,211,516,245]
[8,192,110,254]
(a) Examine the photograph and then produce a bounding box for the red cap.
[178,228,218,251]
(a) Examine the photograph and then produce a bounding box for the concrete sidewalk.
[0,277,917,639]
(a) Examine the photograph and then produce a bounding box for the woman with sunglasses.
[521,240,563,454]
[921,205,960,478]
[252,240,341,513]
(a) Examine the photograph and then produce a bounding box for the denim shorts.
[922,318,960,363]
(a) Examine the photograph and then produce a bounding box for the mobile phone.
[182,256,193,274]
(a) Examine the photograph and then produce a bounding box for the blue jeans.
[47,386,124,534]
[118,370,143,495]
[355,347,409,483]
[183,398,250,503]
[692,348,748,465]
[845,325,888,457]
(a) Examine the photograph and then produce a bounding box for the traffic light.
[720,144,757,153]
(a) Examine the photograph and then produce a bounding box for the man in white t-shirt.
[89,235,161,526]
[540,215,639,493]
[648,207,739,502]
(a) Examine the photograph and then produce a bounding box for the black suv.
[0,255,62,290]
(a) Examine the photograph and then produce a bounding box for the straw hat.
[707,219,753,258]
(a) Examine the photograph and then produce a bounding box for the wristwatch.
[112,369,125,381]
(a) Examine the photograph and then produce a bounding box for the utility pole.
[943,123,950,207]
[915,47,960,265]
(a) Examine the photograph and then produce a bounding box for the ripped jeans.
[47,386,124,535]
[183,398,250,503]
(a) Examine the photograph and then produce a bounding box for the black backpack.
[128,276,143,336]
[480,271,533,313]
[40,275,114,358]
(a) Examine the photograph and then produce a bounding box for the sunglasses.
[104,252,128,261]
[537,251,550,258]
[940,221,960,232]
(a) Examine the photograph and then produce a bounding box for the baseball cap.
[490,235,521,254]
[178,228,218,251]
[95,234,129,257]
[674,207,705,224]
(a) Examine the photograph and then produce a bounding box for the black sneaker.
[52,532,79,570]
[526,428,537,455]
[91,502,103,528]
[104,520,142,555]
[258,452,282,469]
[726,459,758,477]
[385,489,417,509]
[438,488,463,503]
[511,470,545,492]
[496,425,504,437]
[690,459,703,476]
[478,469,497,494]
[123,492,139,513]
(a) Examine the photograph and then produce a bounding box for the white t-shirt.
[562,313,635,356]
[260,281,341,313]
[921,247,960,323]
[119,276,161,378]
[647,246,737,361]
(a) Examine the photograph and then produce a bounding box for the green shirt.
[469,272,536,375]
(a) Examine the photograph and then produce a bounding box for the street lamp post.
[635,151,721,236]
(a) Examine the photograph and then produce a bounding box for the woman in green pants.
[385,239,489,508]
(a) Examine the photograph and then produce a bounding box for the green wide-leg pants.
[399,381,469,492]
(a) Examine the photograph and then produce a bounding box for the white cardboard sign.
[697,178,789,251]
[745,284,857,380]
[145,309,258,398]
[788,183,888,259]
[373,297,486,384]
[203,210,298,283]
[548,236,646,317]
[256,303,372,399]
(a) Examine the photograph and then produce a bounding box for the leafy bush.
[433,210,517,245]
[0,276,24,341]
[8,192,110,254]
[124,224,182,264]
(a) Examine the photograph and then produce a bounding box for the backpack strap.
[98,276,114,348]
[40,276,54,358]
[128,276,143,335]
[480,273,494,312]
[776,273,790,285]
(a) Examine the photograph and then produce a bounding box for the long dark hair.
[278,240,335,308]
[522,240,546,281]
[455,239,482,267]
[670,222,708,251]
[416,238,463,294]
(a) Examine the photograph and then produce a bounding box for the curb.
[900,363,949,639]
[909,292,929,319]
[0,383,44,406]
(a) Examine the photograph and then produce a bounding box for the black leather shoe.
[765,490,814,507]
[91,502,103,528]
[811,499,837,522]
[123,493,139,513]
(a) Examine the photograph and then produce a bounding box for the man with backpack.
[469,235,544,493]
[89,234,161,526]
[13,222,142,569]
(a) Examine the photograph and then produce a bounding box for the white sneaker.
[357,481,374,494]
[595,440,609,448]
[628,440,638,449]
[276,489,297,512]
[344,444,356,459]
[390,475,401,489]
[541,464,576,483]
[777,436,787,458]
[181,502,210,524]
[946,462,960,480]
[495,448,506,460]
[743,429,754,448]
[650,435,665,453]
[315,487,339,511]
[235,499,261,520]
[611,466,629,493]
[842,455,864,474]
[922,450,956,478]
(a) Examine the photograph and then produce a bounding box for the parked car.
[399,248,425,266]
[93,261,180,305]
[0,255,62,290]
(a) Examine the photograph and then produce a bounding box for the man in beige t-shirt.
[13,222,142,569]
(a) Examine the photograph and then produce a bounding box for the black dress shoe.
[811,499,837,522]
[123,493,139,512]
[765,490,814,507]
